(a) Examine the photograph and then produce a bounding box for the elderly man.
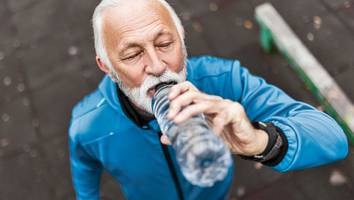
[68,0,348,199]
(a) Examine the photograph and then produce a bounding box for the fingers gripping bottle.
[152,83,232,187]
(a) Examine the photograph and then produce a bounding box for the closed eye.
[122,51,143,60]
[156,42,173,48]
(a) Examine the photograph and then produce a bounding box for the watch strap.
[240,122,283,163]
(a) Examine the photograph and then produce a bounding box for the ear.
[96,56,110,74]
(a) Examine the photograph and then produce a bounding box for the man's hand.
[159,81,269,156]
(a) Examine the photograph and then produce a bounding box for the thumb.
[160,134,171,145]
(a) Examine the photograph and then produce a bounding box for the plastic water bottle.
[152,83,232,187]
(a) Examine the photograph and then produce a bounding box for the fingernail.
[167,108,175,119]
[168,91,174,99]
[174,115,182,124]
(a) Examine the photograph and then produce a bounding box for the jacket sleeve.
[229,60,349,172]
[69,119,103,200]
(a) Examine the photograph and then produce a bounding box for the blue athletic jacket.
[69,56,348,200]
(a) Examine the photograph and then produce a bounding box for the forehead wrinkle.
[102,0,172,34]
[103,12,162,50]
[119,28,173,51]
[117,18,161,41]
[101,0,179,55]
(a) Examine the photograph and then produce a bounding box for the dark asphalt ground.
[0,0,353,199]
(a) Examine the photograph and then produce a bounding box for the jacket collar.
[98,75,123,113]
[98,75,159,130]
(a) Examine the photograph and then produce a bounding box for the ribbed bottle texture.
[152,84,232,187]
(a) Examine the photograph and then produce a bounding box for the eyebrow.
[119,29,173,54]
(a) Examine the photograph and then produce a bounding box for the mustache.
[139,69,186,95]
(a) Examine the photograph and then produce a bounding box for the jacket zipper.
[158,132,184,200]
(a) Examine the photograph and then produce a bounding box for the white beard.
[110,67,187,114]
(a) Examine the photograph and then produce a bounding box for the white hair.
[92,0,185,71]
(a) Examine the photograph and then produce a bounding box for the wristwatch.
[240,122,283,163]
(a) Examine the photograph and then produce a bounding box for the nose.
[144,48,167,76]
